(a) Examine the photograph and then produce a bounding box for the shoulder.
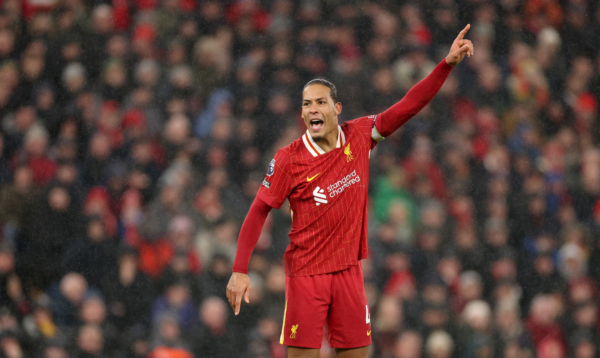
[342,115,377,138]
[273,136,305,160]
[268,136,304,172]
[282,136,304,154]
[343,115,377,130]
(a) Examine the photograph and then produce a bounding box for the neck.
[313,126,338,153]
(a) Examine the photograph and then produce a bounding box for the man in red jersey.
[227,25,474,358]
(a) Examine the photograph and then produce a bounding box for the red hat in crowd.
[102,100,120,113]
[122,109,146,129]
[593,199,600,222]
[133,24,156,43]
[384,270,416,296]
[576,93,598,114]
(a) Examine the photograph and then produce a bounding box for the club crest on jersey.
[344,143,354,162]
[267,159,275,176]
[313,187,328,206]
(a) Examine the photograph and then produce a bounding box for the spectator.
[138,183,196,242]
[82,133,113,189]
[25,186,82,290]
[78,296,119,356]
[190,296,237,358]
[23,298,66,355]
[62,217,117,289]
[150,314,190,353]
[41,340,70,358]
[0,133,12,185]
[424,330,454,358]
[457,300,496,358]
[393,330,423,358]
[0,166,37,245]
[151,280,196,333]
[74,324,105,358]
[18,125,56,187]
[525,295,565,351]
[101,245,153,332]
[49,273,89,329]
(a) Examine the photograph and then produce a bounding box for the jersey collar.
[302,125,346,157]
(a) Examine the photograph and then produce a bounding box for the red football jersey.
[257,116,379,276]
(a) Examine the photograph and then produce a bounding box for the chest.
[288,138,370,207]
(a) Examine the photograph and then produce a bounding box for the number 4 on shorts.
[365,305,370,324]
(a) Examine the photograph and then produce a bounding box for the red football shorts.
[280,263,372,349]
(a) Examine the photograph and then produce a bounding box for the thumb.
[244,287,251,304]
[458,44,470,53]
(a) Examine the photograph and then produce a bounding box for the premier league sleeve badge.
[267,159,276,176]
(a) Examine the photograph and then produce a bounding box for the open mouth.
[310,119,324,131]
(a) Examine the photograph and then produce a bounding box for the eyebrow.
[303,97,327,103]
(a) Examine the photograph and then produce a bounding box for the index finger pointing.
[235,294,242,315]
[457,24,471,41]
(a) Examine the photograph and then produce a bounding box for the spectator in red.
[525,295,565,350]
[225,0,270,33]
[17,125,56,187]
[401,135,447,202]
[149,346,192,358]
[83,187,118,238]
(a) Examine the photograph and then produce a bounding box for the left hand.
[445,24,474,67]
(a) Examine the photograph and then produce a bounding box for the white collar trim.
[302,125,346,157]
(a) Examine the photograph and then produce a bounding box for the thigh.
[288,347,320,358]
[335,346,370,358]
[281,273,331,349]
[327,263,372,349]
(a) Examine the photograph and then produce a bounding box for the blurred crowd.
[0,0,599,357]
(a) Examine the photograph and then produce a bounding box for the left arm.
[373,60,453,139]
[372,24,474,140]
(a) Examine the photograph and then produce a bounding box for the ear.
[335,102,342,116]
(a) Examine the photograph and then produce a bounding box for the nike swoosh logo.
[307,173,321,182]
[367,331,371,336]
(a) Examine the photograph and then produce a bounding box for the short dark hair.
[303,78,338,103]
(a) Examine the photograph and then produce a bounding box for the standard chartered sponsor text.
[327,170,361,197]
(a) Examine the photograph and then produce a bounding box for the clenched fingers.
[460,39,474,57]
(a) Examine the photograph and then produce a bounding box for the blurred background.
[0,0,599,357]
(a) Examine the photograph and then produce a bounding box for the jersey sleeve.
[256,150,293,209]
[344,116,382,150]
[232,196,273,274]
[373,59,453,139]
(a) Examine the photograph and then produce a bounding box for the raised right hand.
[445,24,474,67]
[226,272,251,315]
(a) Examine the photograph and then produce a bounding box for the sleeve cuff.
[232,267,248,274]
[256,190,283,209]
[441,59,454,72]
[371,121,384,142]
